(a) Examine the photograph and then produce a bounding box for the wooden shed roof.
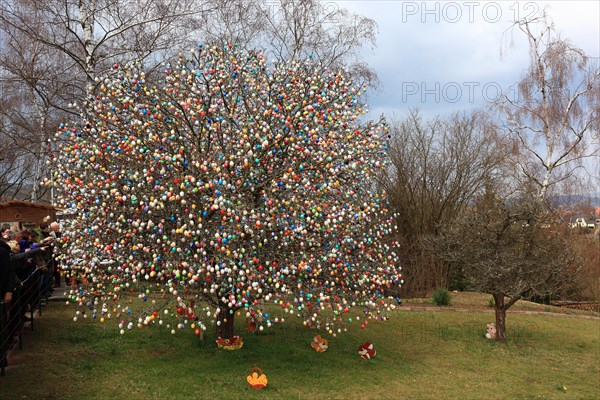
[0,200,64,211]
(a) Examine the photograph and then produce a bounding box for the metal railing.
[0,265,53,376]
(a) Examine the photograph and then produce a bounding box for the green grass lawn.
[2,301,599,400]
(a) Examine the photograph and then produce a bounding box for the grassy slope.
[405,292,600,315]
[2,300,599,400]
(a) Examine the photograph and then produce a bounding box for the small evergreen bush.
[432,288,451,306]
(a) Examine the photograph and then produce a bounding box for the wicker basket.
[216,335,244,350]
[246,367,268,389]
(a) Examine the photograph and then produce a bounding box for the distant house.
[0,200,62,230]
[569,216,596,229]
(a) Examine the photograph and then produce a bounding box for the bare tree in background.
[0,0,212,104]
[194,0,267,49]
[0,0,212,202]
[263,0,378,85]
[0,23,72,202]
[499,14,600,200]
[429,192,577,342]
[0,116,34,199]
[198,0,379,86]
[379,109,505,295]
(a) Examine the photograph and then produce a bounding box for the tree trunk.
[216,301,235,339]
[81,0,97,113]
[30,89,49,203]
[493,292,507,343]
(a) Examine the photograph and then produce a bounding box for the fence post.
[38,268,44,318]
[39,261,54,318]
[29,271,36,332]
[17,285,23,351]
[1,301,6,376]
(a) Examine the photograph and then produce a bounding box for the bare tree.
[379,109,505,295]
[498,14,600,200]
[429,192,577,342]
[193,0,267,49]
[0,0,212,202]
[196,0,379,87]
[0,24,71,202]
[0,0,212,104]
[263,0,379,86]
[0,130,33,199]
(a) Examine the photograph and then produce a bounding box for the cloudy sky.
[338,0,600,119]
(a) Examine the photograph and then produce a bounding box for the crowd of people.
[0,222,63,344]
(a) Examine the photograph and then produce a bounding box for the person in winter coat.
[0,238,17,303]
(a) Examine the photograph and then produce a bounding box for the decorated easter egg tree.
[51,44,401,342]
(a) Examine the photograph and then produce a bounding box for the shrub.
[432,288,452,306]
